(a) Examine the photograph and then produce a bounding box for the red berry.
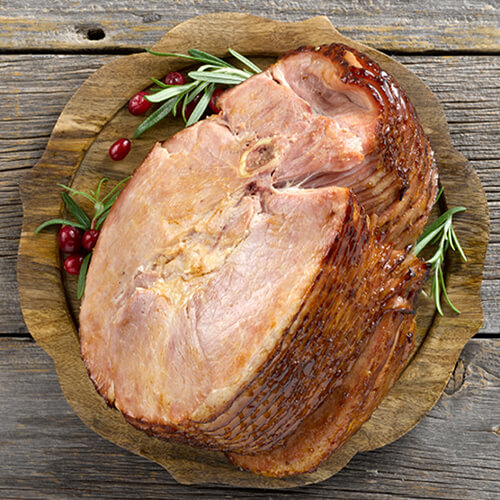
[64,254,84,275]
[58,225,81,253]
[82,229,99,251]
[109,138,131,161]
[163,71,186,86]
[128,91,152,115]
[209,88,225,114]
[185,94,202,120]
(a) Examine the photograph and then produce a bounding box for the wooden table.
[1,2,499,498]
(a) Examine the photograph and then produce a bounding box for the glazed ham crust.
[80,43,437,477]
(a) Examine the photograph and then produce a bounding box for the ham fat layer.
[80,44,437,477]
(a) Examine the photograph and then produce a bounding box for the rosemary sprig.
[414,190,467,315]
[35,177,130,299]
[134,48,261,138]
[55,176,130,230]
[77,253,92,299]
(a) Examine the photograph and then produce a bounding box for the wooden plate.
[17,13,489,488]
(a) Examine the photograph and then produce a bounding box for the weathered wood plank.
[1,54,498,336]
[396,55,500,336]
[0,1,499,53]
[0,337,498,498]
[0,55,114,336]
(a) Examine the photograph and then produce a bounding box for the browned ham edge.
[228,301,420,476]
[80,44,438,477]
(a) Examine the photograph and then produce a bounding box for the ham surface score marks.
[80,44,438,477]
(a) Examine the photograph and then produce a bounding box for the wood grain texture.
[2,53,499,336]
[14,14,489,488]
[1,337,498,499]
[0,54,115,336]
[1,0,499,52]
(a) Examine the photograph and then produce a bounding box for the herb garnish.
[414,188,467,315]
[34,177,129,234]
[35,177,130,298]
[134,48,261,138]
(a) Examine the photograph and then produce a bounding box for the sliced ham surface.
[80,44,437,477]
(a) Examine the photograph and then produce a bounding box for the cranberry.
[58,225,81,253]
[82,229,99,251]
[185,94,202,120]
[128,91,152,115]
[209,88,225,114]
[163,71,186,86]
[109,138,131,161]
[64,254,84,275]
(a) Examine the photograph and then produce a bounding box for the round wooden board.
[17,13,489,488]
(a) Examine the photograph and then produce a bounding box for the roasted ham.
[80,44,437,477]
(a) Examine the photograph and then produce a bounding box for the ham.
[80,44,437,477]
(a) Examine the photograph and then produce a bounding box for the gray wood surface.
[1,3,499,497]
[1,338,498,499]
[1,0,499,52]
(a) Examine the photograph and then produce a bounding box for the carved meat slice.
[228,293,419,476]
[219,44,438,247]
[80,44,437,477]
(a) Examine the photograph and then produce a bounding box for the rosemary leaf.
[448,227,457,251]
[413,225,443,257]
[146,49,230,68]
[146,82,196,103]
[188,48,233,68]
[146,49,202,62]
[100,176,130,205]
[180,81,211,122]
[450,224,467,262]
[57,184,96,204]
[94,178,108,202]
[61,192,91,229]
[77,253,92,299]
[185,81,211,104]
[149,86,166,93]
[435,186,444,203]
[433,267,443,316]
[34,218,87,234]
[196,64,224,72]
[181,93,189,122]
[187,71,248,85]
[193,66,253,79]
[134,98,177,138]
[95,207,112,230]
[101,188,124,212]
[439,265,461,314]
[228,48,262,73]
[413,206,466,256]
[172,93,184,117]
[186,83,215,127]
[150,78,169,89]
